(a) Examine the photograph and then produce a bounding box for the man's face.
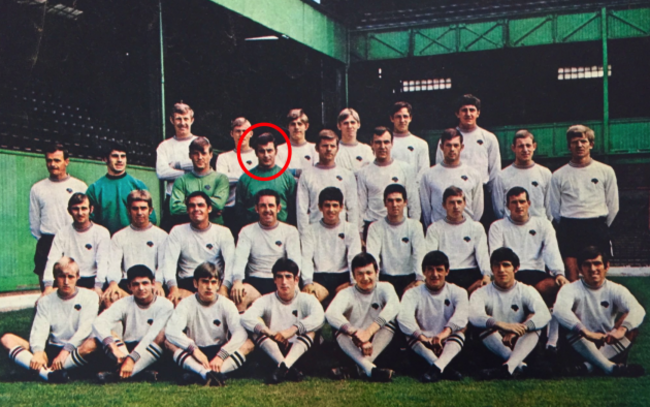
[129,276,155,303]
[354,263,378,291]
[512,137,536,163]
[317,138,338,164]
[288,117,309,141]
[456,105,480,128]
[442,136,464,163]
[274,271,298,298]
[55,268,79,296]
[68,199,92,225]
[129,200,152,228]
[45,151,69,178]
[491,260,517,288]
[580,255,609,287]
[231,122,252,147]
[443,195,466,219]
[337,117,360,139]
[385,192,406,219]
[187,196,212,225]
[390,107,412,133]
[372,131,392,160]
[255,195,279,226]
[320,200,342,225]
[507,193,530,221]
[424,264,448,291]
[106,150,127,175]
[568,134,593,159]
[256,141,276,169]
[194,276,220,303]
[190,146,213,172]
[171,112,194,137]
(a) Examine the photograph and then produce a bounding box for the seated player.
[469,248,551,380]
[325,253,399,382]
[366,184,425,297]
[553,246,645,377]
[163,191,235,306]
[241,258,325,384]
[425,186,490,293]
[165,262,253,386]
[398,251,468,382]
[88,265,173,383]
[301,187,361,305]
[2,257,99,382]
[230,189,301,312]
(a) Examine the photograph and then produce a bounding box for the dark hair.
[442,186,465,205]
[384,183,407,202]
[272,258,300,278]
[506,187,530,204]
[68,192,90,208]
[255,189,280,206]
[194,261,222,282]
[286,108,309,125]
[185,190,211,206]
[439,128,463,147]
[372,126,393,143]
[577,246,610,267]
[254,132,278,150]
[490,247,520,269]
[127,265,155,283]
[422,250,450,272]
[189,136,212,153]
[391,101,413,117]
[45,143,69,160]
[231,117,250,130]
[171,102,194,118]
[455,94,481,112]
[512,129,535,145]
[351,252,378,274]
[104,142,128,160]
[316,129,339,147]
[318,187,343,207]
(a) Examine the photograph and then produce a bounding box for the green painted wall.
[0,150,161,293]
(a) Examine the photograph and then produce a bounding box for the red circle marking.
[236,122,291,181]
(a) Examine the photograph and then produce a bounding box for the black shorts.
[447,268,482,290]
[177,277,197,293]
[199,345,223,361]
[558,217,611,258]
[33,234,55,276]
[362,220,373,243]
[515,270,551,286]
[45,343,64,362]
[245,276,276,296]
[379,273,415,297]
[223,207,242,243]
[77,276,96,289]
[313,272,350,297]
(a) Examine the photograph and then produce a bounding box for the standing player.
[156,102,198,230]
[165,262,253,386]
[357,126,420,238]
[549,125,619,281]
[86,142,156,235]
[241,258,325,384]
[421,128,483,228]
[366,184,426,297]
[301,187,362,304]
[425,187,491,293]
[389,101,430,177]
[163,191,235,306]
[492,130,552,220]
[42,193,110,297]
[335,108,374,172]
[398,251,468,382]
[276,108,317,178]
[326,253,400,382]
[297,129,358,236]
[170,136,229,226]
[553,246,645,377]
[2,257,99,383]
[469,248,551,379]
[30,144,87,290]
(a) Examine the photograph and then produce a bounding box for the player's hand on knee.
[51,350,70,371]
[302,283,316,296]
[581,329,606,345]
[231,281,245,305]
[30,351,48,371]
[496,322,526,336]
[502,332,517,349]
[361,342,373,356]
[167,287,182,306]
[353,329,372,346]
[192,348,210,370]
[110,343,128,364]
[210,356,224,372]
[153,282,165,297]
[119,357,135,379]
[481,275,492,286]
[605,327,628,344]
[94,287,104,301]
[555,275,569,286]
[275,326,298,345]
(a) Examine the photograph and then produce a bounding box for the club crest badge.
[402,237,409,243]
[275,241,282,247]
[591,178,599,184]
[444,299,450,306]
[85,244,92,250]
[529,230,536,236]
[74,304,82,311]
[338,233,345,239]
[356,156,363,161]
[246,160,252,165]
[213,319,221,326]
[147,241,154,247]
[463,236,471,242]
[407,146,414,151]
[147,319,154,325]
[371,303,380,310]
[531,181,539,187]
[292,310,298,317]
[477,139,484,145]
[601,301,610,308]
[391,177,399,182]
[66,188,73,193]
[461,175,468,181]
[511,304,519,312]
[206,244,214,250]
[336,175,343,181]
[305,156,311,161]
[205,185,211,191]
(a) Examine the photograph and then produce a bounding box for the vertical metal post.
[159,0,166,141]
[601,7,609,154]
[345,29,350,106]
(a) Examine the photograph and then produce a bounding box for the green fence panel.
[414,26,458,56]
[608,9,650,39]
[508,16,554,47]
[460,21,504,52]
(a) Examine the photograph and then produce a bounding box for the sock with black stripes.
[482,331,512,360]
[258,336,285,365]
[62,348,88,370]
[131,343,163,376]
[568,334,615,374]
[434,332,465,372]
[411,340,437,365]
[506,331,539,374]
[283,335,312,368]
[173,349,208,379]
[368,327,394,362]
[221,351,246,373]
[336,334,375,377]
[8,346,33,370]
[599,336,631,360]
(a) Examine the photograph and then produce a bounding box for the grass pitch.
[1,277,650,407]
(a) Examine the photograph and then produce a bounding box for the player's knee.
[164,339,178,351]
[239,339,255,355]
[79,337,98,354]
[0,333,16,348]
[154,330,166,345]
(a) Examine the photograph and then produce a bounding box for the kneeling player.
[398,251,468,382]
[241,258,325,384]
[553,246,645,377]
[2,257,99,382]
[165,262,253,386]
[89,265,173,382]
[469,248,551,379]
[325,253,399,382]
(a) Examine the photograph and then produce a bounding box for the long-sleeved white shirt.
[108,224,168,283]
[162,223,235,288]
[241,290,325,338]
[488,216,564,276]
[43,223,111,288]
[366,217,426,280]
[93,295,173,361]
[232,222,301,283]
[301,220,362,285]
[335,141,374,173]
[30,289,99,353]
[357,160,421,224]
[296,164,359,235]
[216,149,258,207]
[392,132,430,178]
[554,279,645,334]
[469,282,551,331]
[29,176,88,239]
[435,126,501,186]
[419,162,484,227]
[425,217,491,275]
[549,160,619,226]
[277,142,317,174]
[156,135,197,195]
[398,283,469,338]
[492,163,552,220]
[165,294,247,359]
[325,283,400,334]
